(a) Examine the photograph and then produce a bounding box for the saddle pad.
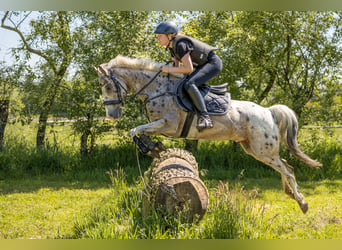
[176,82,230,116]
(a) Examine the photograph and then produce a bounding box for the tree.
[0,63,13,150]
[0,62,24,150]
[66,11,153,154]
[184,11,342,122]
[1,11,159,153]
[1,11,75,149]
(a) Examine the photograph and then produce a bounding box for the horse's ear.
[95,65,109,76]
[93,66,100,74]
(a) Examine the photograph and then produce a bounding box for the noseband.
[102,69,127,106]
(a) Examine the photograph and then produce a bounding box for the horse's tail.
[269,104,322,168]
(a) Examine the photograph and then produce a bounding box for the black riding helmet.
[154,21,178,35]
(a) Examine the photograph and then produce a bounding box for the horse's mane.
[107,55,162,71]
[100,55,183,78]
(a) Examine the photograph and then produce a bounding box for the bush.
[1,123,340,182]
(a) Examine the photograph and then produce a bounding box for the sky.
[0,11,40,66]
[0,27,22,64]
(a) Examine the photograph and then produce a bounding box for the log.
[143,148,209,221]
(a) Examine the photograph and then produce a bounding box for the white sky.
[0,11,40,66]
[0,27,22,64]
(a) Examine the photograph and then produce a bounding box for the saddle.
[175,80,231,116]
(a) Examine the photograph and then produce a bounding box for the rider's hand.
[160,65,171,73]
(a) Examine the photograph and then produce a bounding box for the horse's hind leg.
[280,159,308,213]
[240,140,308,214]
[281,175,295,200]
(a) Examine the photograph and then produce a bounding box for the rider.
[154,21,222,130]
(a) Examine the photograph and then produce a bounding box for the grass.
[0,176,112,239]
[0,170,341,239]
[0,123,341,239]
[57,176,342,239]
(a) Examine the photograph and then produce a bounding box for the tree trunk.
[0,99,9,151]
[80,129,91,156]
[36,110,49,149]
[36,78,63,149]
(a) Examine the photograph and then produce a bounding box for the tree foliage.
[185,11,342,122]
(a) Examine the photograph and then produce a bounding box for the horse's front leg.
[129,119,167,137]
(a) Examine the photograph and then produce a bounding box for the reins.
[135,144,151,199]
[126,69,162,104]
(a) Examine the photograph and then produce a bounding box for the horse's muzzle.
[106,106,122,121]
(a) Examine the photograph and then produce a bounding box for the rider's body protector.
[170,35,218,67]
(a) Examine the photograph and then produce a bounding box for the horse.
[96,55,322,214]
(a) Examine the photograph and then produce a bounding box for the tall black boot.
[186,84,213,129]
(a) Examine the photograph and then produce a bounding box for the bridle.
[102,70,128,106]
[102,61,172,106]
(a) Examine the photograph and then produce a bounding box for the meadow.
[0,122,341,239]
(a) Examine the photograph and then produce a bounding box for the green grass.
[59,175,342,239]
[0,171,341,239]
[0,176,112,239]
[0,123,341,239]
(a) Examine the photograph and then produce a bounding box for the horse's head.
[95,65,127,121]
[96,55,181,122]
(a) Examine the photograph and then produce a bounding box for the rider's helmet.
[154,21,178,35]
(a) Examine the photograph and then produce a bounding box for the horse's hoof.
[299,201,308,214]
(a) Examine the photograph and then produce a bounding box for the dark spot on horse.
[152,101,157,106]
[246,116,250,122]
[270,143,273,147]
[264,133,268,139]
[275,136,278,141]
[250,126,254,129]
[161,104,165,108]
[265,143,269,146]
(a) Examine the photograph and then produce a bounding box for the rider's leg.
[184,83,213,129]
[183,52,222,130]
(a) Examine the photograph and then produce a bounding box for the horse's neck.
[126,68,180,96]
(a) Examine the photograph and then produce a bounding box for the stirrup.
[197,114,213,129]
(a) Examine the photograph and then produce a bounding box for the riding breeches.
[183,51,222,90]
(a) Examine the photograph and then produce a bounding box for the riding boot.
[186,84,213,129]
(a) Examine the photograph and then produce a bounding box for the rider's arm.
[161,53,193,74]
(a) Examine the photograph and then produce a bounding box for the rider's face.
[156,34,170,47]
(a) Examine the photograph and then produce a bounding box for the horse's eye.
[105,84,112,90]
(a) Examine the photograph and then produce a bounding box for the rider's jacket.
[169,35,218,67]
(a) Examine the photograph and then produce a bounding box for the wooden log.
[143,148,209,221]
